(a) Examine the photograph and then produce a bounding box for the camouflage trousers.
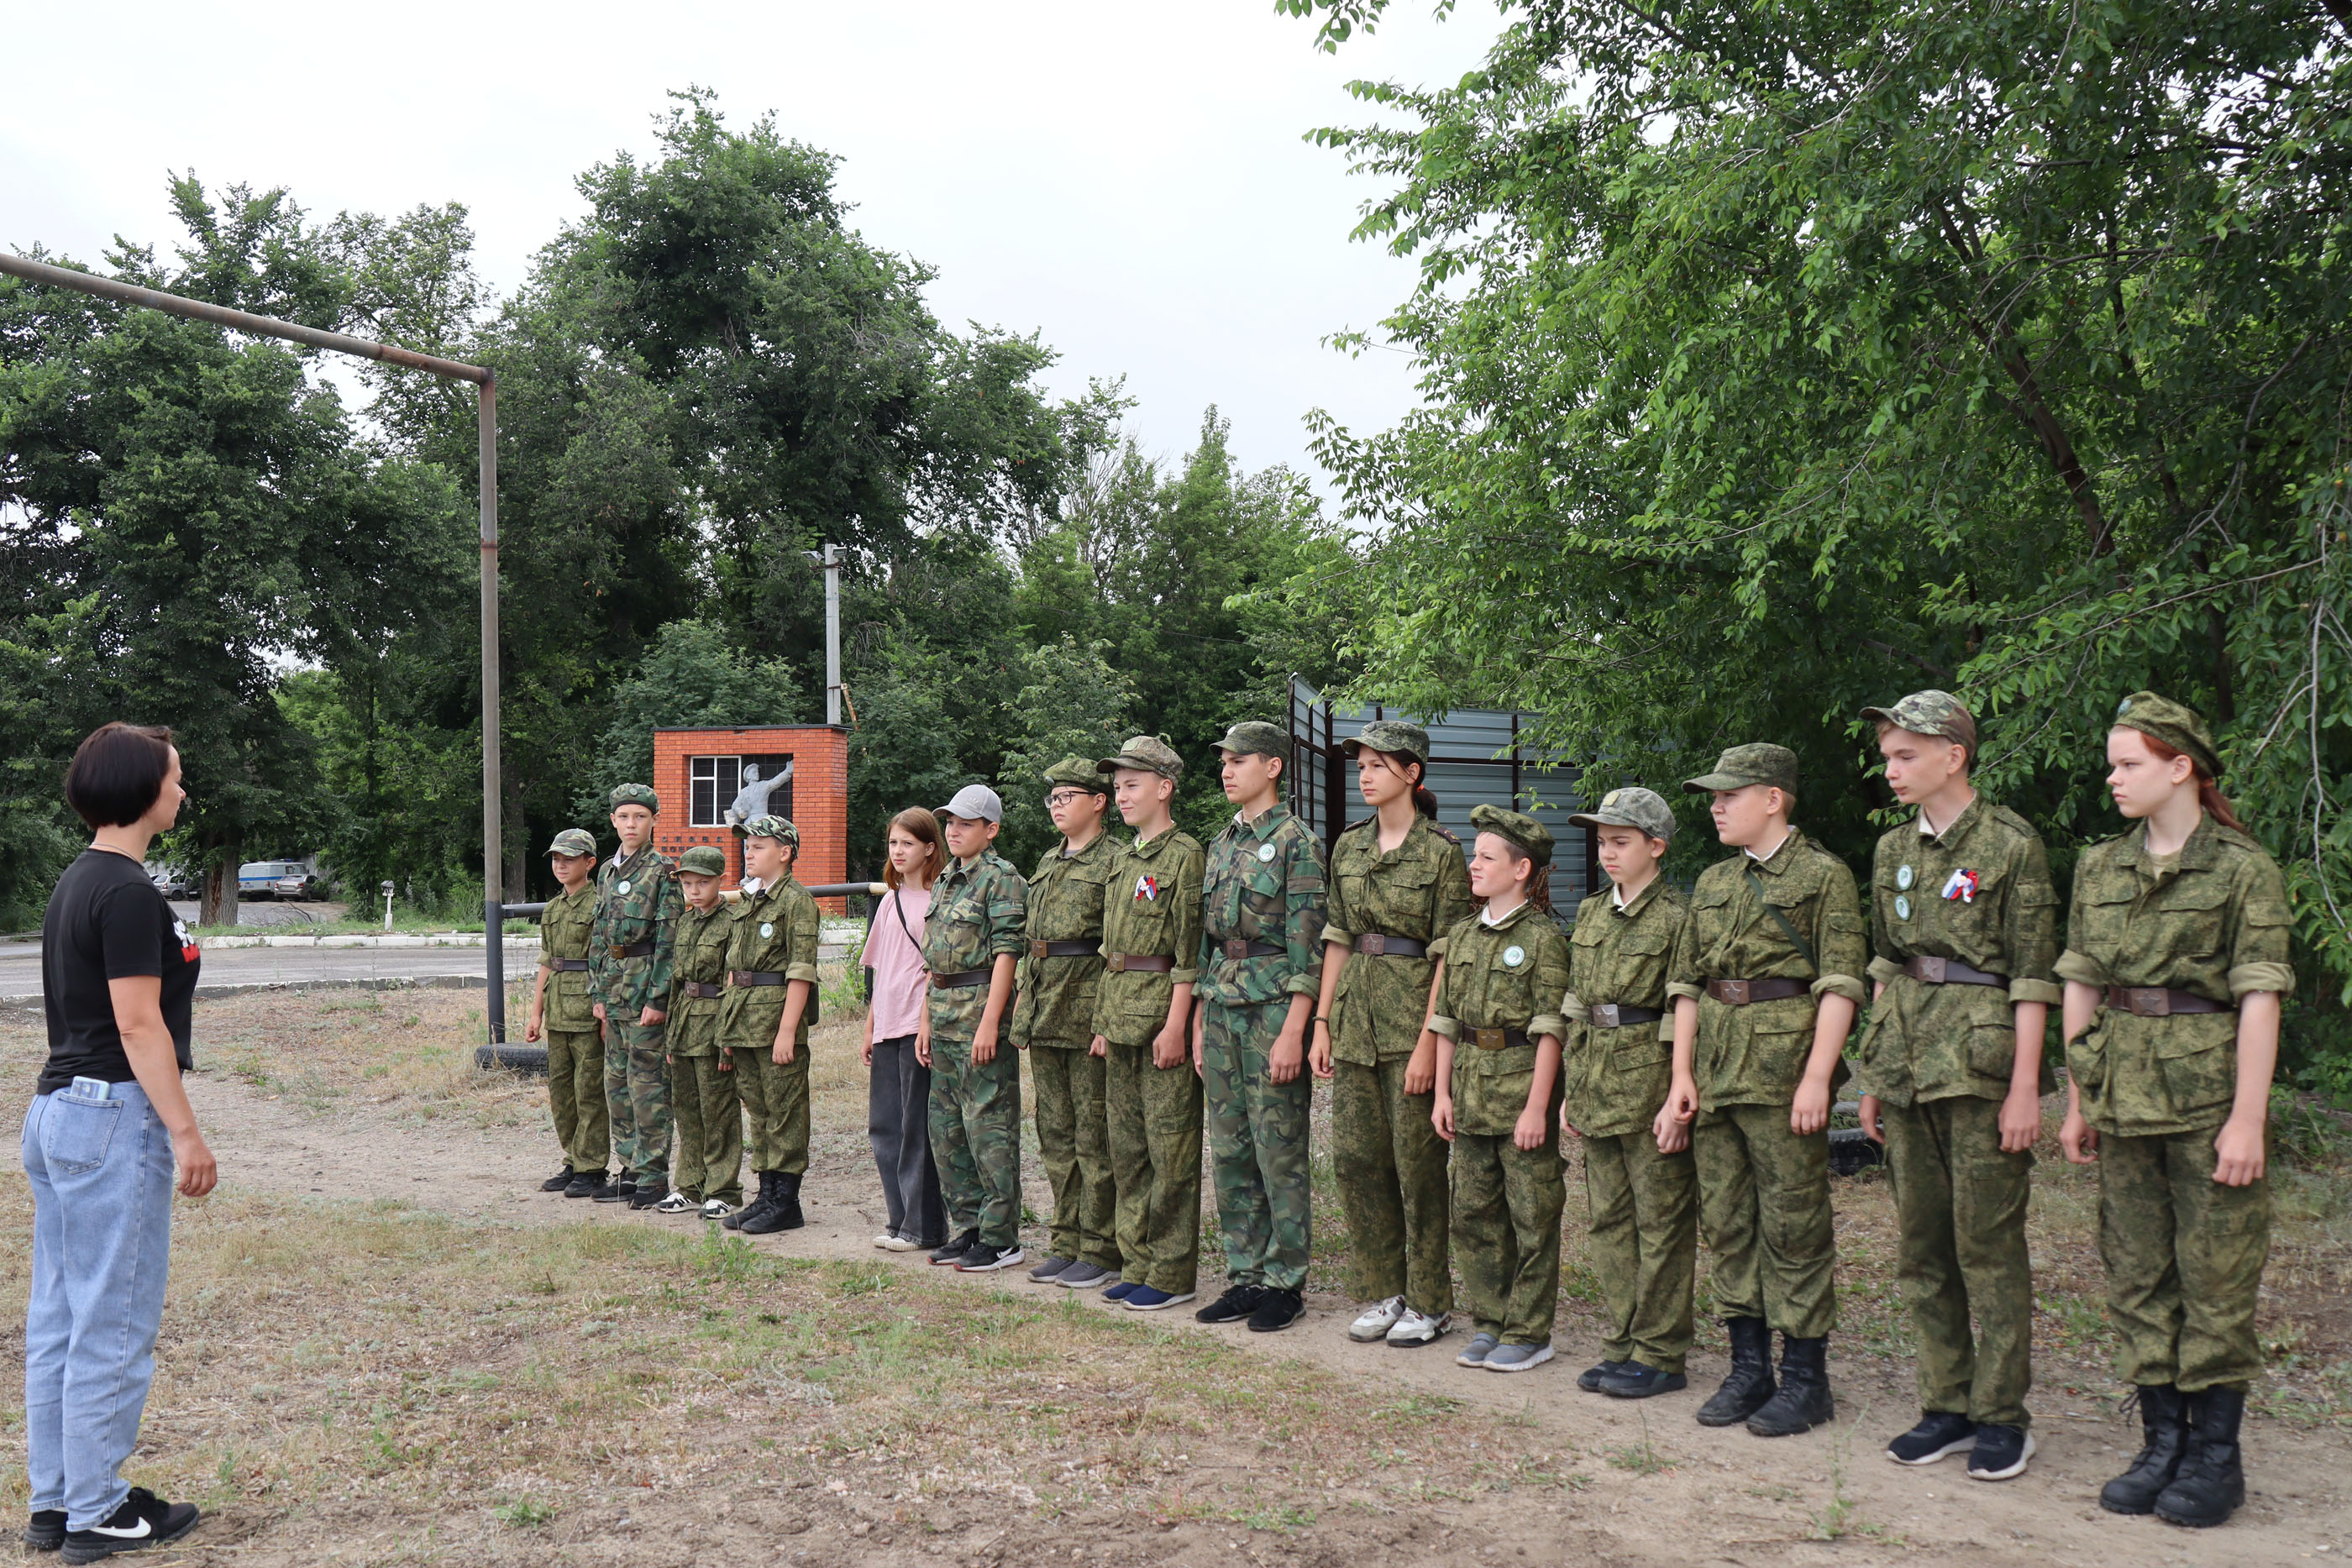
[1332,1056,1452,1315]
[928,1035,1023,1249]
[545,1027,607,1176]
[669,1052,744,1205]
[1693,1103,1835,1338]
[1580,1130,1697,1373]
[1453,1103,1567,1345]
[1883,1095,2034,1426]
[728,1044,811,1176]
[1031,1043,1120,1271]
[1105,1039,1205,1294]
[2100,1121,2271,1392]
[1200,1000,1314,1292]
[602,1019,671,1188]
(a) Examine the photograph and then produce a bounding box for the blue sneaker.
[1102,1279,1141,1303]
[1122,1286,1197,1312]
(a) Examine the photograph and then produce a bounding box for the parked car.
[146,863,200,899]
[238,860,305,899]
[272,871,325,899]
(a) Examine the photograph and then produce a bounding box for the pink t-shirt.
[864,884,932,1041]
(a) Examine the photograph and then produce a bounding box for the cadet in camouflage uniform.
[2057,693,2294,1529]
[662,845,744,1218]
[1091,737,1207,1308]
[527,828,606,1196]
[1310,720,1473,1347]
[587,783,682,1210]
[1662,743,1867,1436]
[1193,721,1327,1334]
[1011,757,1121,1287]
[1854,691,2061,1481]
[921,784,1031,1272]
[1560,787,1696,1398]
[717,815,822,1235]
[1430,805,1572,1373]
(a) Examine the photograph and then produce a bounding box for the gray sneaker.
[1057,1261,1114,1289]
[1456,1332,1500,1369]
[1486,1341,1556,1374]
[1028,1256,1075,1282]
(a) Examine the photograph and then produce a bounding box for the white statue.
[724,760,794,827]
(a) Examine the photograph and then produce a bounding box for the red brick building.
[650,726,852,910]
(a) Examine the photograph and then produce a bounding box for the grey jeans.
[869,1036,945,1245]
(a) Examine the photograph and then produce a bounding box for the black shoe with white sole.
[1194,1284,1265,1324]
[1887,1410,1977,1466]
[24,1510,65,1551]
[955,1241,1026,1273]
[1966,1424,2035,1481]
[59,1489,198,1564]
[1247,1288,1305,1333]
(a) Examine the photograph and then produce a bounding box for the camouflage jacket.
[1666,829,1867,1110]
[1093,828,1205,1047]
[1011,831,1115,1050]
[1856,798,2062,1109]
[1198,805,1327,1009]
[717,876,822,1051]
[665,901,735,1057]
[921,850,1029,1041]
[1322,814,1475,1066]
[1563,878,1688,1139]
[2057,815,2296,1136]
[537,886,598,1031]
[1431,902,1572,1139]
[586,844,681,1017]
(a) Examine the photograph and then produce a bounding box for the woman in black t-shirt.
[24,724,213,1557]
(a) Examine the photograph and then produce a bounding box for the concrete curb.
[0,973,496,1011]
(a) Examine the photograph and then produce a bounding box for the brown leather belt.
[1470,1026,1533,1051]
[1903,956,2008,988]
[728,969,787,988]
[611,941,654,959]
[681,980,723,999]
[1353,933,1429,957]
[932,968,994,989]
[1219,938,1285,961]
[1704,978,1809,1005]
[545,957,591,972]
[1586,1003,1663,1028]
[1029,939,1102,959]
[2106,985,2228,1018]
[1106,952,1174,973]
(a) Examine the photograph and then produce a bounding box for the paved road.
[0,941,522,1006]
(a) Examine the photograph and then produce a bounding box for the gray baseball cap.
[937,784,1004,824]
[1567,786,1676,841]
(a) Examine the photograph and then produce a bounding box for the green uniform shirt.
[538,886,598,1030]
[1198,805,1327,1008]
[1092,827,1205,1047]
[1012,831,1115,1050]
[1563,878,1688,1139]
[921,849,1029,1041]
[587,844,682,1016]
[2056,815,2296,1136]
[665,901,734,1057]
[716,877,822,1050]
[1856,798,2062,1109]
[1431,902,1572,1137]
[1665,828,1868,1111]
[1321,814,1476,1066]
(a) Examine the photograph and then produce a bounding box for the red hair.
[884,807,946,890]
[2129,733,2244,832]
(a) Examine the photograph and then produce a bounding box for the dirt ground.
[0,985,2346,1566]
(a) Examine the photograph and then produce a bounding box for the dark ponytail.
[2136,735,2245,831]
[1393,753,1440,821]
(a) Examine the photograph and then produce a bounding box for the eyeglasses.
[1045,790,1091,809]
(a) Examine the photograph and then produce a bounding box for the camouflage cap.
[676,845,727,877]
[2113,691,2222,779]
[1216,720,1289,761]
[1341,719,1431,768]
[1042,753,1110,795]
[608,782,659,815]
[1470,802,1554,868]
[737,814,800,847]
[1567,785,1676,842]
[546,828,597,857]
[1099,734,1184,780]
[1683,742,1800,799]
[1861,689,1978,760]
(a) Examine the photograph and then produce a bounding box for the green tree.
[579,619,803,825]
[994,636,1137,868]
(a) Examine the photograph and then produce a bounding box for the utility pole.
[823,543,843,726]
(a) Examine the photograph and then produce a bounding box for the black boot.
[741,1172,803,1235]
[1746,1334,1835,1437]
[1696,1317,1776,1428]
[2154,1386,2246,1528]
[2099,1384,2187,1515]
[725,1172,776,1231]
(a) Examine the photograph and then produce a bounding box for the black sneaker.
[1597,1361,1688,1399]
[563,1171,606,1198]
[955,1241,1027,1273]
[1967,1424,2035,1481]
[1887,1410,1977,1466]
[60,1489,198,1564]
[1578,1359,1627,1393]
[627,1183,666,1210]
[591,1178,636,1204]
[1194,1284,1266,1324]
[24,1510,65,1551]
[1247,1288,1305,1333]
[929,1230,979,1266]
[539,1167,575,1193]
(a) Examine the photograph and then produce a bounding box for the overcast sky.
[3,1,1493,487]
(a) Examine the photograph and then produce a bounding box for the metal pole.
[480,379,505,1044]
[823,543,843,726]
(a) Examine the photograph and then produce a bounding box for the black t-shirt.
[39,849,200,1093]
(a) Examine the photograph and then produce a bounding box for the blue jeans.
[22,1082,176,1529]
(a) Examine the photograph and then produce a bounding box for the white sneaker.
[700,1198,736,1219]
[1349,1295,1406,1343]
[1387,1308,1452,1346]
[874,1232,919,1251]
[652,1190,695,1214]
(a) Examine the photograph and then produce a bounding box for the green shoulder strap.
[1743,865,1819,977]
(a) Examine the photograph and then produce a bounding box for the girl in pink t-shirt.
[863,809,945,1249]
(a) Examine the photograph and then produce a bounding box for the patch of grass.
[492,1497,554,1529]
[1601,1408,1669,1475]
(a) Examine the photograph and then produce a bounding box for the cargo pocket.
[1763,1176,1835,1266]
[2155,1020,2238,1122]
[1968,1021,2020,1082]
[40,1093,123,1176]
